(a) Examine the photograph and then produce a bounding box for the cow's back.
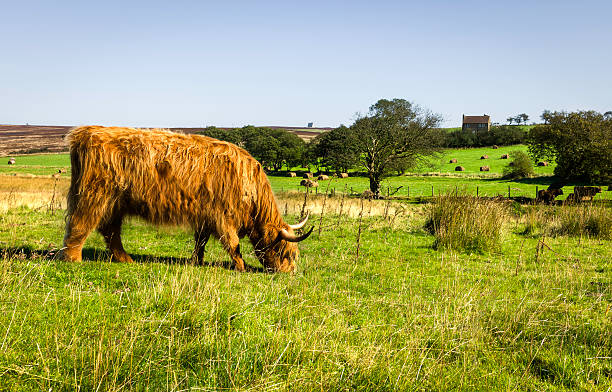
[67,126,264,226]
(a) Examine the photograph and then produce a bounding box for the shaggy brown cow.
[63,126,312,272]
[537,188,563,204]
[574,186,602,201]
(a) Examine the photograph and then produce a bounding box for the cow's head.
[257,214,313,272]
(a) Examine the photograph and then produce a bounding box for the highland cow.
[63,126,312,272]
[537,188,563,204]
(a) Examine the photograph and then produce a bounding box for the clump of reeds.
[425,194,510,253]
[549,204,611,239]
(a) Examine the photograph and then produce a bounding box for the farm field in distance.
[0,147,610,390]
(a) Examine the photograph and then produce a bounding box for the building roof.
[462,115,490,124]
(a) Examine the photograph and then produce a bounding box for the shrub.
[424,195,509,253]
[503,150,534,179]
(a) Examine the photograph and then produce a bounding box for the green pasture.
[1,153,71,177]
[417,145,555,175]
[2,148,610,203]
[0,204,610,390]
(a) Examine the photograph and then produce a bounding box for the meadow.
[0,149,610,390]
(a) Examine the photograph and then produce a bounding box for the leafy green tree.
[350,99,442,196]
[268,129,305,171]
[502,150,534,179]
[310,125,359,173]
[527,110,612,183]
[197,126,305,171]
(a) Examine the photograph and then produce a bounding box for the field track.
[0,124,327,156]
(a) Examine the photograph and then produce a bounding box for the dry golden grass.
[0,175,69,212]
[0,175,412,219]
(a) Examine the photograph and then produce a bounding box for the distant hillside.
[0,124,333,156]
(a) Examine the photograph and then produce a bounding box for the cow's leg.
[219,231,245,272]
[98,213,133,263]
[63,193,111,262]
[193,227,211,265]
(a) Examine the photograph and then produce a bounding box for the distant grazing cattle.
[449,158,457,163]
[565,186,602,204]
[339,173,349,178]
[455,166,465,171]
[317,174,330,181]
[8,158,15,165]
[480,166,490,171]
[537,161,548,166]
[574,186,601,201]
[537,188,563,204]
[62,126,312,272]
[287,172,297,177]
[500,154,509,159]
[302,172,313,179]
[481,155,489,159]
[300,179,319,188]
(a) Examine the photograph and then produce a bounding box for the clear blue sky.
[1,0,610,128]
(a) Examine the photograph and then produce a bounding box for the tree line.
[198,100,611,195]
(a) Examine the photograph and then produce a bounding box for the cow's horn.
[288,212,309,230]
[280,226,314,242]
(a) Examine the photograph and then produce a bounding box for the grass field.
[0,148,610,390]
[1,199,610,390]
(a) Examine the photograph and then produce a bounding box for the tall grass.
[550,204,611,239]
[425,195,510,253]
[520,204,611,240]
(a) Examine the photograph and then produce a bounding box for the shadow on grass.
[0,245,265,273]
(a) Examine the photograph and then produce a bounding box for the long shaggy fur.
[63,126,302,271]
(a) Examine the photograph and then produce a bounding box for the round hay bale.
[288,172,297,177]
[455,166,465,171]
[302,172,313,179]
[339,172,349,178]
[449,158,457,163]
[500,154,509,159]
[317,174,330,181]
[492,145,499,149]
[480,166,490,171]
[509,162,515,166]
[537,161,548,166]
[480,155,489,160]
[8,158,16,165]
